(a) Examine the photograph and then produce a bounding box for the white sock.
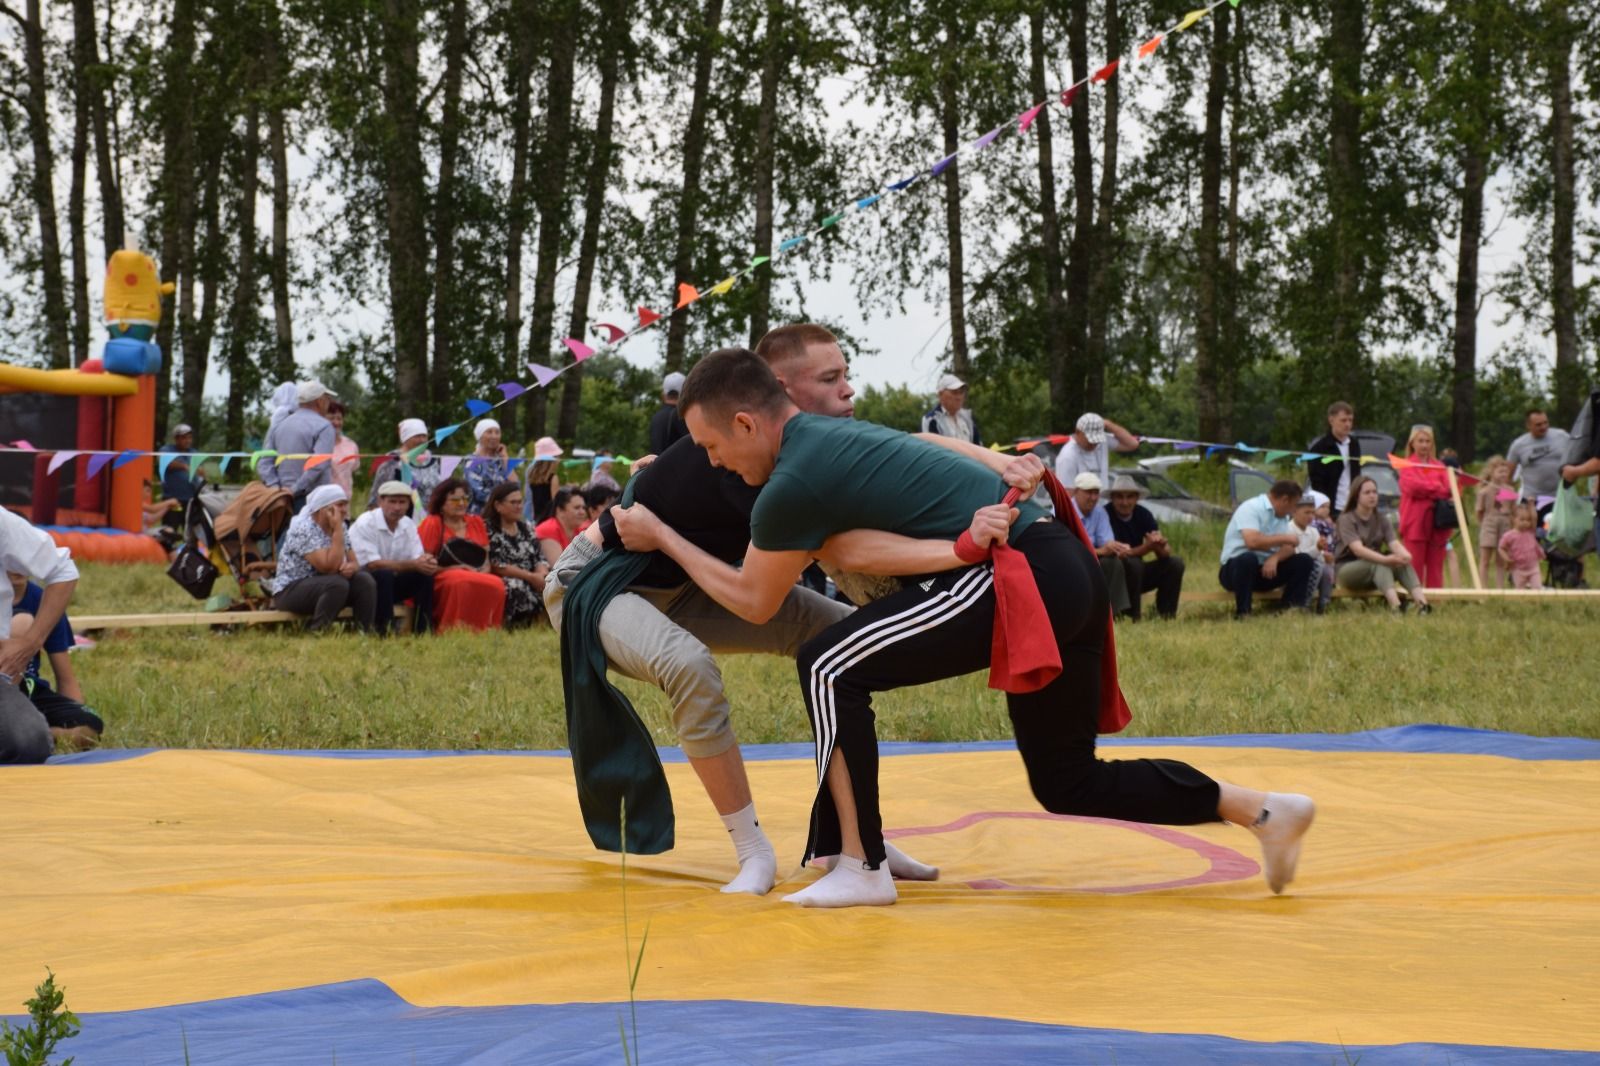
[784,855,897,908]
[819,841,939,881]
[718,803,777,896]
[1248,792,1316,895]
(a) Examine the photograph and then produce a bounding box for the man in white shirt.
[1053,412,1140,488]
[1,511,79,763]
[919,373,982,444]
[349,481,438,635]
[1507,408,1573,509]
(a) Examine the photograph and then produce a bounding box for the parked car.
[1109,467,1231,524]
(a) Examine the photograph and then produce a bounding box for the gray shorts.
[545,535,853,757]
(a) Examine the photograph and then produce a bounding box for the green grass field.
[55,528,1600,749]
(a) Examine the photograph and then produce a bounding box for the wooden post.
[1448,465,1483,590]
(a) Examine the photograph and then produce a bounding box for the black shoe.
[1416,603,1432,615]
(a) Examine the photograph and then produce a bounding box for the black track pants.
[795,521,1221,869]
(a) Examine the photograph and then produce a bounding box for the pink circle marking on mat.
[885,811,1260,894]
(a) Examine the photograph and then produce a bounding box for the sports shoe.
[1249,793,1315,894]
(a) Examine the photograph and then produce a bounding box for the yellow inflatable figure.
[104,246,175,342]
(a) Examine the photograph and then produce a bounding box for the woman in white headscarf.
[269,484,377,632]
[367,418,444,511]
[464,418,514,511]
[268,382,298,433]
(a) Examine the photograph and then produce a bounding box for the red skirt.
[431,569,506,632]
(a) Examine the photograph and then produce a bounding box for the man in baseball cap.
[1053,411,1140,490]
[649,371,691,455]
[349,480,437,635]
[258,381,338,510]
[920,372,981,445]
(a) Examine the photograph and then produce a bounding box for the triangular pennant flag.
[188,454,213,481]
[563,338,596,360]
[749,255,771,267]
[1049,434,1070,445]
[1233,442,1257,453]
[855,195,881,210]
[1173,441,1198,450]
[820,211,844,228]
[304,454,332,470]
[1061,85,1080,108]
[1264,450,1291,464]
[465,398,494,417]
[218,454,240,477]
[249,449,277,470]
[1093,59,1120,83]
[1228,0,1239,7]
[336,452,360,466]
[593,322,627,343]
[709,276,736,296]
[274,453,310,466]
[973,123,1005,151]
[1178,8,1208,31]
[675,284,700,309]
[1138,35,1162,58]
[113,449,142,469]
[506,457,525,473]
[85,453,114,479]
[887,174,919,191]
[1204,445,1228,459]
[777,235,807,253]
[1018,102,1046,132]
[527,362,564,388]
[9,439,35,450]
[1298,452,1320,463]
[496,382,527,401]
[433,425,461,446]
[158,452,182,481]
[637,306,661,327]
[367,454,390,480]
[398,462,413,486]
[930,152,960,177]
[439,456,462,478]
[47,451,81,476]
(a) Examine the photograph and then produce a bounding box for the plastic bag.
[1548,482,1595,553]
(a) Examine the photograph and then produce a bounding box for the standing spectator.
[0,511,77,764]
[1069,472,1133,618]
[1218,479,1317,618]
[649,371,690,455]
[483,481,549,628]
[7,574,102,750]
[1474,456,1515,588]
[1397,425,1453,589]
[1507,408,1572,511]
[270,484,377,632]
[524,437,563,524]
[920,373,982,445]
[1104,475,1185,620]
[465,418,514,510]
[1559,388,1600,551]
[1053,412,1140,489]
[588,455,621,495]
[258,380,337,511]
[417,480,506,631]
[349,480,438,635]
[536,486,589,565]
[1498,504,1547,590]
[368,418,444,511]
[1334,476,1431,612]
[159,423,198,511]
[327,402,360,499]
[1307,401,1362,518]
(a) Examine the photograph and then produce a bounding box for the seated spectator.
[1286,492,1337,611]
[483,481,549,628]
[328,402,360,498]
[159,423,199,518]
[587,455,622,495]
[524,438,563,524]
[270,484,377,632]
[369,418,444,511]
[1474,456,1515,588]
[1054,412,1139,488]
[1218,479,1317,618]
[1,510,78,764]
[349,480,438,635]
[1498,503,1546,590]
[1069,472,1133,618]
[582,482,619,526]
[1334,476,1430,612]
[7,573,102,750]
[417,480,506,631]
[465,418,515,510]
[1104,475,1185,620]
[535,486,589,566]
[1397,425,1454,589]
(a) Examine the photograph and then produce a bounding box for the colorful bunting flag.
[496,382,527,401]
[434,425,461,446]
[465,398,494,417]
[855,195,881,210]
[248,449,277,470]
[527,362,564,388]
[750,255,771,267]
[47,451,80,476]
[820,211,844,228]
[112,449,142,469]
[930,151,959,177]
[217,454,238,477]
[1178,8,1209,31]
[675,284,700,309]
[1264,450,1291,464]
[709,276,736,296]
[973,124,1004,151]
[1138,35,1162,58]
[593,322,628,343]
[1018,103,1045,131]
[158,453,181,481]
[637,306,661,327]
[1093,59,1120,82]
[778,235,807,252]
[563,338,596,360]
[85,453,113,479]
[305,454,332,470]
[12,439,35,451]
[367,454,390,481]
[887,174,919,191]
[1062,85,1080,108]
[439,456,462,478]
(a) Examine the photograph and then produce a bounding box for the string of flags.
[409,0,1248,459]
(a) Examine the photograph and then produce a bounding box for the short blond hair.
[754,323,839,372]
[1406,425,1435,454]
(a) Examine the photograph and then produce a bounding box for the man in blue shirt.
[159,423,198,508]
[1218,480,1317,618]
[1069,472,1133,618]
[257,380,337,511]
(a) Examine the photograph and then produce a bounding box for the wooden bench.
[72,604,413,633]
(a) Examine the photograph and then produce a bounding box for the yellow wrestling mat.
[4,731,1598,1064]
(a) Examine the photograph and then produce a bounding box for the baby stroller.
[207,482,294,607]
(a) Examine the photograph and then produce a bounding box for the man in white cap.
[465,418,514,510]
[350,480,438,634]
[270,484,376,632]
[1106,474,1186,620]
[649,371,690,455]
[1070,471,1133,617]
[259,380,338,510]
[368,418,444,511]
[920,372,982,445]
[159,423,199,512]
[1053,411,1140,490]
[0,510,78,763]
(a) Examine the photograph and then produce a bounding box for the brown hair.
[679,347,791,427]
[754,323,838,370]
[1345,475,1377,513]
[1326,401,1353,418]
[1268,479,1303,501]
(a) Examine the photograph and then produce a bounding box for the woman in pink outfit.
[1395,425,1454,588]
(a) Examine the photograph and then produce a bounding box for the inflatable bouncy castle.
[0,244,174,562]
